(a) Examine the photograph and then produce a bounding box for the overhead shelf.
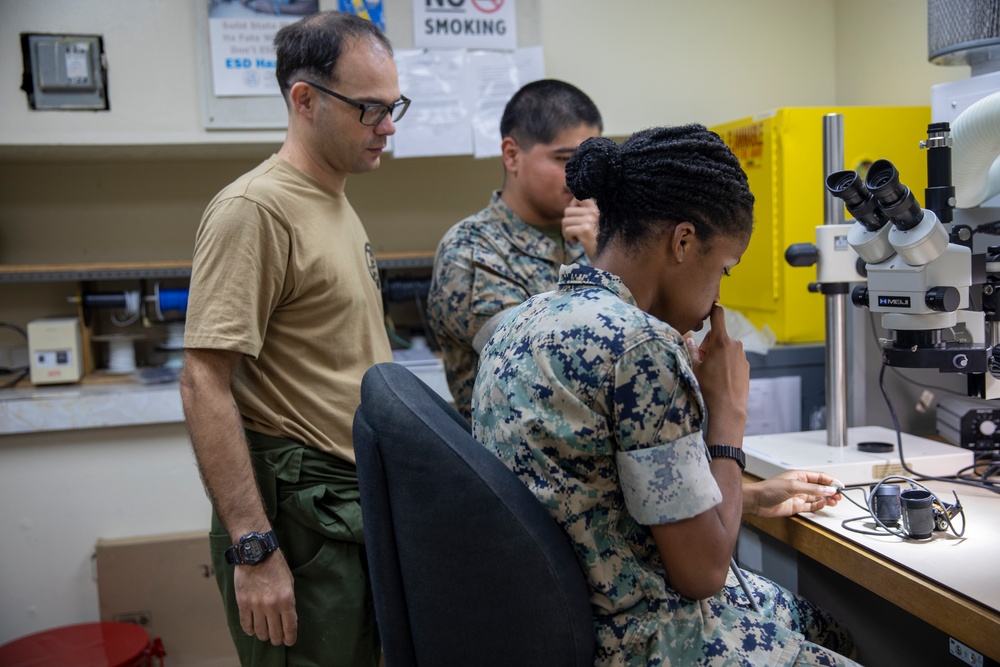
[0,253,435,284]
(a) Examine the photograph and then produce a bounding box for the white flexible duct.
[952,89,1000,208]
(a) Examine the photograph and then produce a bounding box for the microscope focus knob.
[852,285,869,308]
[785,243,819,267]
[925,286,960,312]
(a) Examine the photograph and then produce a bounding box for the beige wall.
[540,0,839,132]
[834,0,968,106]
[0,0,840,147]
[0,0,971,325]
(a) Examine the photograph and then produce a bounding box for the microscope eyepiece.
[866,159,924,231]
[826,171,863,200]
[825,169,889,232]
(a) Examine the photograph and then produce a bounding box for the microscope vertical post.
[823,113,850,447]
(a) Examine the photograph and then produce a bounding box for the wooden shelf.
[0,252,435,284]
[0,261,193,283]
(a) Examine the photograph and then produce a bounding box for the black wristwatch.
[224,530,279,565]
[707,445,746,471]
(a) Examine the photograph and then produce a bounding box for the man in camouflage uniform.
[426,79,603,419]
[474,265,859,666]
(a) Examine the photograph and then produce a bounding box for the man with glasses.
[427,79,603,420]
[181,11,406,666]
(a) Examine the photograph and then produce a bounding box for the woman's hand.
[744,470,843,518]
[685,305,749,447]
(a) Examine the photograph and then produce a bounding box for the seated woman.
[472,124,860,666]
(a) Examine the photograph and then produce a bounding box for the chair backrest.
[353,362,595,667]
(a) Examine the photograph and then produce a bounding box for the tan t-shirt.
[185,155,392,462]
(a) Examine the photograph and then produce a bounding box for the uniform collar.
[557,263,638,308]
[488,191,587,263]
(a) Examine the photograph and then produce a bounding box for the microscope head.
[827,159,972,364]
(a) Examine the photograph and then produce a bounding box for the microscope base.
[742,425,973,487]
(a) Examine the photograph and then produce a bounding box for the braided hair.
[565,124,754,255]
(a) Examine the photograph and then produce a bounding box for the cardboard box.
[95,531,238,667]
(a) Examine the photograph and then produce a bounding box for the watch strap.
[262,529,278,553]
[707,445,746,471]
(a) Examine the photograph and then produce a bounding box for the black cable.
[972,220,1000,236]
[1,322,27,339]
[878,363,1000,495]
[954,454,1000,488]
[838,477,965,539]
[413,291,434,345]
[0,370,28,389]
[0,322,30,389]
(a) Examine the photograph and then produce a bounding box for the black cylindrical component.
[851,285,869,308]
[826,170,889,233]
[926,122,952,184]
[870,483,901,527]
[925,286,961,312]
[893,328,944,348]
[81,292,128,309]
[866,159,924,231]
[785,243,819,267]
[901,489,935,539]
[925,122,954,226]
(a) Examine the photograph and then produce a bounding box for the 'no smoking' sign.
[414,0,518,50]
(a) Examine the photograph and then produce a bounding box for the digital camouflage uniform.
[426,191,589,420]
[473,264,859,667]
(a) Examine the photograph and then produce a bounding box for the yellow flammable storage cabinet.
[712,107,930,343]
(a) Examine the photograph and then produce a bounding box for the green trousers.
[209,430,380,667]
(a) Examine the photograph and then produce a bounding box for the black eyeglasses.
[302,81,410,126]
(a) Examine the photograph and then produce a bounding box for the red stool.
[0,622,165,667]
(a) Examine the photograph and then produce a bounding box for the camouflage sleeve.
[469,245,532,325]
[612,335,722,525]
[428,229,531,348]
[427,229,477,347]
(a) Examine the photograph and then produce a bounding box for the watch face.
[241,537,265,562]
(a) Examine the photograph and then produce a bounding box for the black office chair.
[353,362,595,667]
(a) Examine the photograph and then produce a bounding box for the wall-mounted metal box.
[20,33,109,111]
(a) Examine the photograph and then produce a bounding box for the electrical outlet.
[950,637,984,667]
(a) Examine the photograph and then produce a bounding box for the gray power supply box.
[936,394,1000,452]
